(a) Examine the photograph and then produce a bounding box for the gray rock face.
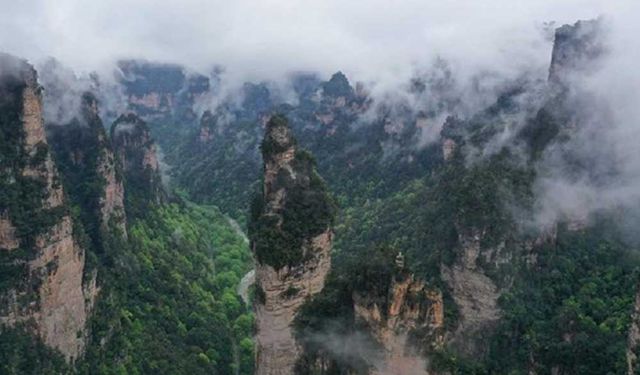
[45,93,127,239]
[441,229,502,356]
[252,115,334,375]
[111,112,165,207]
[254,230,332,375]
[353,272,444,375]
[0,55,95,362]
[549,19,605,86]
[627,286,640,375]
[83,95,127,237]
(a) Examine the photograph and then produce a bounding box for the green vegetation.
[46,97,116,257]
[80,202,254,375]
[293,87,640,374]
[0,74,67,293]
[1,70,256,373]
[157,116,262,225]
[0,194,254,375]
[486,228,637,375]
[293,271,377,375]
[0,327,71,375]
[158,76,440,227]
[111,113,165,219]
[3,55,639,375]
[249,117,336,270]
[321,71,355,99]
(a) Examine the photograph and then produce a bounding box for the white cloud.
[0,0,627,85]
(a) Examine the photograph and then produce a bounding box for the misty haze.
[1,1,640,375]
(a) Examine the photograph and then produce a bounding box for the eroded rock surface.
[441,229,502,356]
[627,286,640,375]
[354,271,444,375]
[0,54,94,361]
[46,93,127,239]
[252,115,334,375]
[111,112,165,209]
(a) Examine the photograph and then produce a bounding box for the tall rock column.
[249,114,335,375]
[111,112,165,217]
[46,92,127,245]
[0,54,95,361]
[627,286,640,375]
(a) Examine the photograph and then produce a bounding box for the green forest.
[1,201,254,375]
[2,15,640,373]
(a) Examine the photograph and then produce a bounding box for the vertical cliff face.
[111,112,165,216]
[46,92,127,244]
[116,60,210,122]
[116,60,184,118]
[627,287,640,375]
[83,95,127,237]
[198,110,216,143]
[97,149,127,238]
[546,18,609,232]
[249,114,335,375]
[313,71,368,130]
[440,229,502,356]
[0,54,94,361]
[431,20,611,358]
[353,267,444,375]
[548,18,605,86]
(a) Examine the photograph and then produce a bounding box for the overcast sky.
[0,0,634,84]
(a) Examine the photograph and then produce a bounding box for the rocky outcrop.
[251,115,335,375]
[0,212,19,250]
[22,216,91,360]
[627,286,640,375]
[116,60,209,122]
[0,54,94,361]
[353,269,444,375]
[117,60,183,117]
[198,110,217,143]
[85,96,127,236]
[312,72,368,130]
[254,229,332,375]
[439,116,463,162]
[5,216,94,360]
[20,68,65,209]
[320,72,355,106]
[97,153,126,235]
[111,113,159,172]
[111,112,165,211]
[46,93,127,239]
[548,18,605,86]
[442,138,456,161]
[441,229,502,356]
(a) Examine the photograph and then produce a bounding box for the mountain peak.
[261,113,296,157]
[0,53,34,82]
[322,71,354,98]
[549,18,606,84]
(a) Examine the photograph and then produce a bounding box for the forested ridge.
[1,15,639,375]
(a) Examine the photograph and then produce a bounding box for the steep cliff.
[0,54,95,361]
[313,71,367,129]
[353,265,444,375]
[440,229,502,356]
[249,114,336,375]
[627,287,640,375]
[116,60,209,122]
[111,112,165,217]
[548,18,605,86]
[46,92,127,247]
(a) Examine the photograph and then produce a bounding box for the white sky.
[0,0,631,84]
